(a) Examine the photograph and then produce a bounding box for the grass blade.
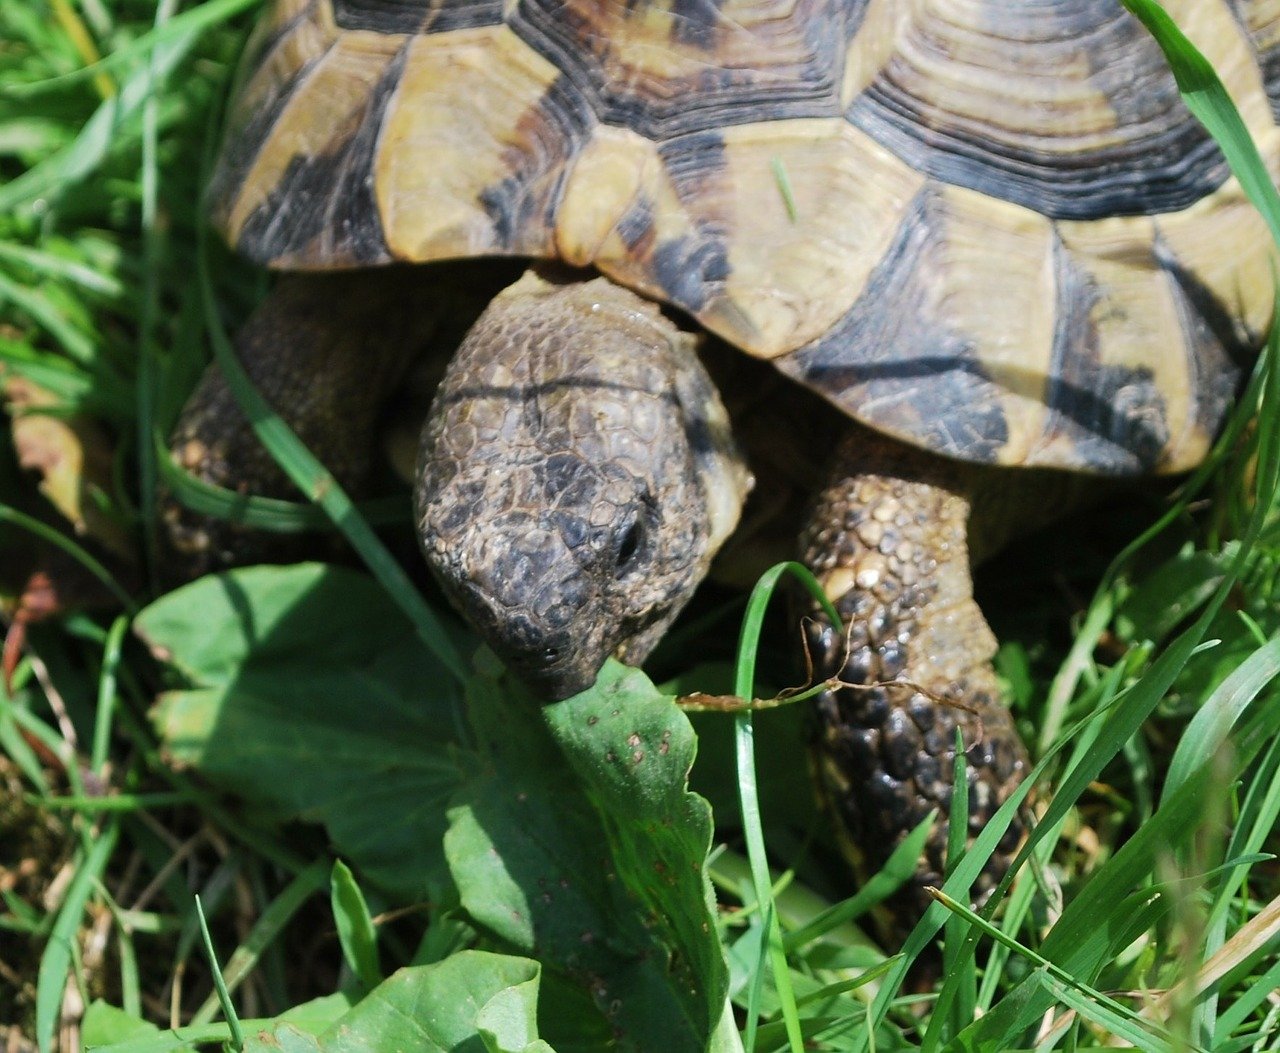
[330,860,383,991]
[1121,0,1280,244]
[194,894,243,1050]
[190,860,328,1026]
[733,561,840,1052]
[36,823,120,1053]
[0,28,199,214]
[196,248,469,682]
[1163,635,1280,801]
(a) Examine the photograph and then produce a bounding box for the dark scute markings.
[846,1,1230,220]
[847,85,1228,221]
[508,0,847,139]
[478,72,596,249]
[602,55,846,140]
[332,0,504,33]
[207,16,321,227]
[1040,233,1169,473]
[235,0,319,87]
[780,188,1010,464]
[650,238,729,314]
[615,194,656,253]
[647,131,731,313]
[1259,44,1280,122]
[660,126,727,186]
[235,46,409,265]
[1155,234,1254,444]
[669,0,726,49]
[1226,0,1280,120]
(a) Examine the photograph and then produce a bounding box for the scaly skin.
[416,271,750,697]
[162,266,504,578]
[799,435,1095,941]
[801,431,1030,938]
[164,270,439,575]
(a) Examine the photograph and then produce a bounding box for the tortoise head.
[417,271,751,700]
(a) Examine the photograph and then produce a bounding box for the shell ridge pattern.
[1152,228,1257,458]
[1035,226,1170,474]
[1217,0,1280,122]
[331,0,506,34]
[773,185,1013,466]
[212,0,1279,472]
[1239,1,1280,120]
[208,0,329,235]
[240,40,408,265]
[506,0,857,139]
[477,70,599,251]
[843,1,1234,220]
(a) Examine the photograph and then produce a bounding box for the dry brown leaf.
[3,372,131,558]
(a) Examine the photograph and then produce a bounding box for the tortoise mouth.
[444,581,607,701]
[492,635,601,701]
[509,654,599,702]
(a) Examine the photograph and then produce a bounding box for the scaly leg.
[802,428,1031,939]
[161,267,495,577]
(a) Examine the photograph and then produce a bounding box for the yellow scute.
[556,127,658,267]
[377,28,561,259]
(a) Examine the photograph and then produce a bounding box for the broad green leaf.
[140,566,728,1047]
[81,1001,161,1047]
[240,952,553,1053]
[275,993,361,1034]
[85,995,356,1052]
[446,658,727,1053]
[138,563,468,900]
[91,962,545,1053]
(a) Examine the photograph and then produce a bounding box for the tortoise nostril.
[614,518,643,575]
[507,644,563,671]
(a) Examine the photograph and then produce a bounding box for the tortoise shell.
[209,0,1280,476]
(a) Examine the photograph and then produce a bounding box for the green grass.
[2,1,1280,1051]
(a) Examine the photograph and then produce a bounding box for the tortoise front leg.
[161,267,478,578]
[801,429,1030,938]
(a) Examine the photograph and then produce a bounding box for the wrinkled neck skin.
[417,270,751,700]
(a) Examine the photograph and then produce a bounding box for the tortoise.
[169,0,1279,927]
